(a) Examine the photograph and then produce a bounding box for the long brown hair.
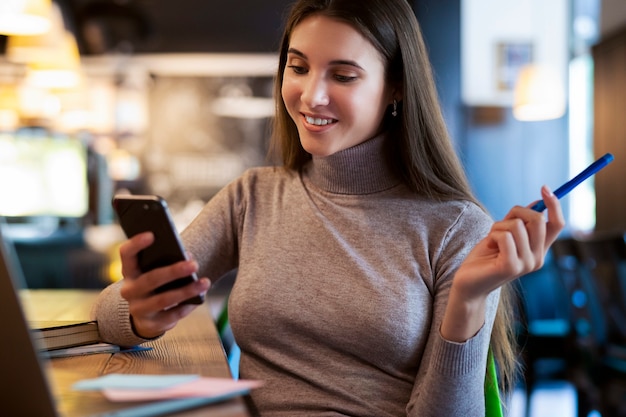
[269,0,519,394]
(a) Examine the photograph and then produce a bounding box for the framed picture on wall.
[495,42,533,92]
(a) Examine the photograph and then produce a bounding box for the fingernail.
[140,232,154,243]
[543,185,554,196]
[183,260,198,274]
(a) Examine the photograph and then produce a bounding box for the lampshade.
[0,0,52,36]
[513,65,566,121]
[5,2,66,64]
[25,31,82,89]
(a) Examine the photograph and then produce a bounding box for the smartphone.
[112,194,204,305]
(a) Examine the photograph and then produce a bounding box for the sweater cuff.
[91,281,160,348]
[432,324,489,377]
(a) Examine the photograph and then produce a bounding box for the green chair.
[485,349,504,417]
[215,292,241,379]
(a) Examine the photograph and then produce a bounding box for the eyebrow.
[286,48,364,70]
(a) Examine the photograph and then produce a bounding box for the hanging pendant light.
[5,1,65,64]
[0,0,52,36]
[5,2,82,90]
[25,31,82,89]
[513,64,566,121]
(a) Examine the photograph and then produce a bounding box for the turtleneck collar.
[303,134,401,195]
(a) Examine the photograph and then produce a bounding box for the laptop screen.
[0,219,59,417]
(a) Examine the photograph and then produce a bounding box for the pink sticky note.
[102,377,262,402]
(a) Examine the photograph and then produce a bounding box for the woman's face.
[281,15,393,157]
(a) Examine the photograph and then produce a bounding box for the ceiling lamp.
[25,31,82,89]
[6,2,82,90]
[0,0,52,36]
[513,64,566,121]
[5,1,65,64]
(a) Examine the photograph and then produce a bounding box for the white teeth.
[305,116,333,126]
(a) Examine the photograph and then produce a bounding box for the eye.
[334,74,357,83]
[286,65,308,75]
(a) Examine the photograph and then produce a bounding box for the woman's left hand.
[440,185,565,341]
[455,185,565,297]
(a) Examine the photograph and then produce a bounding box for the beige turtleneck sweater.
[92,135,497,417]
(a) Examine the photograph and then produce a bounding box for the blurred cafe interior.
[0,0,625,415]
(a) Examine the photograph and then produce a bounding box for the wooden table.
[21,289,251,417]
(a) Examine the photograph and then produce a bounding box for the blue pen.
[530,152,614,212]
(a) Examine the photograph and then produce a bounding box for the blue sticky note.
[73,374,200,391]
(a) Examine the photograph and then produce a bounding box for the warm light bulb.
[6,1,66,63]
[0,0,52,36]
[513,65,566,121]
[25,32,82,89]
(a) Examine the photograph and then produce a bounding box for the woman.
[93,0,565,415]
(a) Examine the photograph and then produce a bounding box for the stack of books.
[30,320,101,351]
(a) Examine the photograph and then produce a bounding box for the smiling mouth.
[304,115,337,126]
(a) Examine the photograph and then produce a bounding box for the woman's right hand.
[118,232,211,339]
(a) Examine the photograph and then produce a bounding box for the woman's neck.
[304,135,400,195]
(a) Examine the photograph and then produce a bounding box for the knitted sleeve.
[90,280,159,347]
[407,202,497,417]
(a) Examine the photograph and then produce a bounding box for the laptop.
[0,220,63,417]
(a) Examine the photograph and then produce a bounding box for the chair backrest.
[485,350,503,417]
[516,250,571,332]
[213,269,240,379]
[550,237,607,349]
[573,232,626,345]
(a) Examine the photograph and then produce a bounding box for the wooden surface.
[21,289,250,417]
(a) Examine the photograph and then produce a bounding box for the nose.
[301,75,329,107]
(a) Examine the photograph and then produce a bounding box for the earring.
[392,100,398,117]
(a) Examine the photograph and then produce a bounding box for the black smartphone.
[111,194,204,305]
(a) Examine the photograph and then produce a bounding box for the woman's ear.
[391,85,403,102]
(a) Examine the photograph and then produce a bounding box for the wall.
[415,0,570,222]
[461,0,568,107]
[600,0,626,38]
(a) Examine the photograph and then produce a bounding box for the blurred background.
[0,1,625,416]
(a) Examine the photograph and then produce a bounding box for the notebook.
[0,221,246,417]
